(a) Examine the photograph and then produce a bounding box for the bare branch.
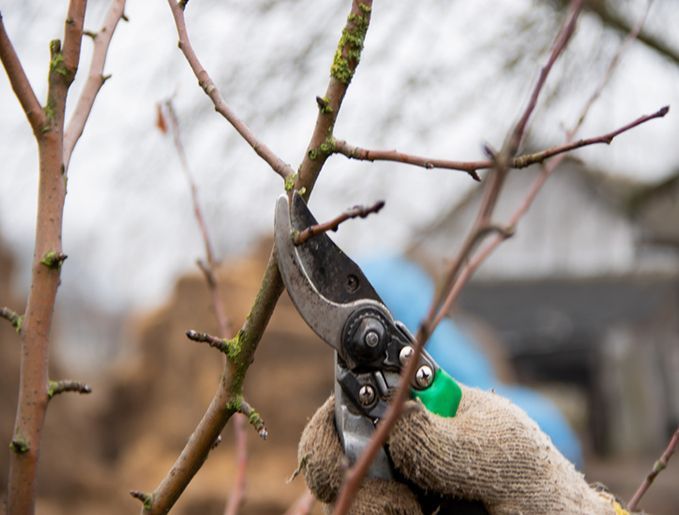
[628,426,679,511]
[583,0,679,66]
[186,329,231,355]
[513,106,668,167]
[332,140,482,180]
[64,0,127,169]
[166,0,293,180]
[331,3,585,513]
[47,379,92,399]
[0,14,47,133]
[294,200,385,245]
[0,306,22,331]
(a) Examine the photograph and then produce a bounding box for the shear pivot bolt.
[399,346,414,365]
[364,330,380,348]
[415,365,434,388]
[358,385,376,406]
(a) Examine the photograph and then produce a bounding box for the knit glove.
[298,385,629,514]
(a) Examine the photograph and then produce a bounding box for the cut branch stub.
[237,399,268,440]
[130,490,153,511]
[0,306,23,332]
[47,379,92,399]
[185,329,231,355]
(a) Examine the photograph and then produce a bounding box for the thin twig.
[331,3,585,513]
[0,14,47,133]
[294,200,385,245]
[628,426,679,511]
[333,140,481,180]
[166,0,294,180]
[47,379,92,399]
[63,0,126,169]
[186,329,230,354]
[157,100,248,515]
[0,306,22,330]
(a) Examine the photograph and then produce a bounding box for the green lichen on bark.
[40,250,67,270]
[330,3,372,84]
[307,136,336,161]
[49,39,68,78]
[9,438,29,455]
[225,394,243,413]
[284,172,298,192]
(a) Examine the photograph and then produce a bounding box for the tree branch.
[332,101,667,178]
[331,3,585,513]
[166,0,294,181]
[293,200,385,245]
[63,0,126,169]
[157,99,248,515]
[628,426,679,511]
[7,1,88,512]
[145,2,374,513]
[0,13,47,134]
[332,139,482,180]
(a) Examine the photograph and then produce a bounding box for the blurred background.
[1,0,678,513]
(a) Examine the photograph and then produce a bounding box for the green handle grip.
[411,367,462,417]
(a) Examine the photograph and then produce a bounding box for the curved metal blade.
[274,194,379,351]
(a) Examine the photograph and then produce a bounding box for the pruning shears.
[275,192,462,479]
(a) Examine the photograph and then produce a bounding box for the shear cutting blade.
[274,193,382,352]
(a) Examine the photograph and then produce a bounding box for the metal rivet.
[415,365,434,388]
[358,385,376,406]
[399,346,414,366]
[364,330,379,348]
[346,274,359,293]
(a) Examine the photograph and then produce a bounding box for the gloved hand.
[298,384,629,514]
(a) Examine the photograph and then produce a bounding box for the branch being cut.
[628,426,679,511]
[294,200,385,245]
[63,0,127,168]
[166,0,294,180]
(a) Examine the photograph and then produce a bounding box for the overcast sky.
[1,0,677,315]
